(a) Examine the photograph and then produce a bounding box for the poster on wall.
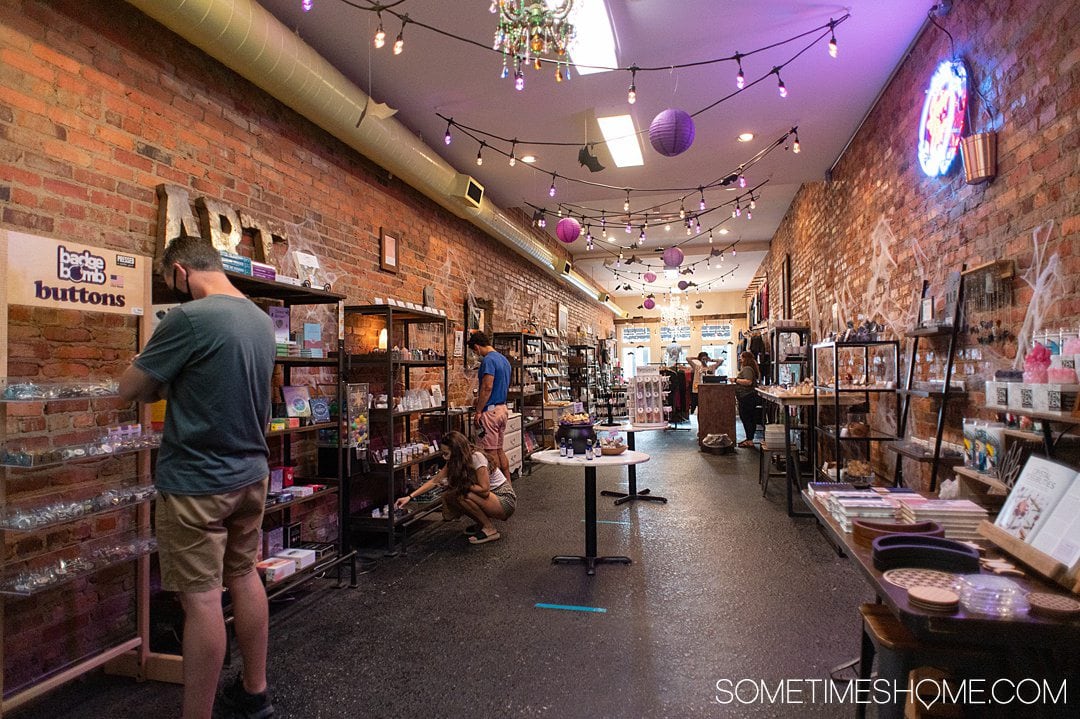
[3,230,147,316]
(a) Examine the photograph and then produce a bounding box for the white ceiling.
[258,1,930,297]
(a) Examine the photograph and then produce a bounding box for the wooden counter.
[697,382,737,442]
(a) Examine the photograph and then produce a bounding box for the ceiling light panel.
[596,114,644,167]
[553,0,617,76]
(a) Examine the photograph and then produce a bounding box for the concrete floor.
[15,426,875,719]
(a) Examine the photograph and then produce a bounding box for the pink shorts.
[478,404,508,450]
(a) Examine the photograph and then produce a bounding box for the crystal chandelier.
[491,1,575,77]
[659,295,691,328]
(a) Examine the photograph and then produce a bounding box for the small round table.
[594,423,668,505]
[531,449,650,575]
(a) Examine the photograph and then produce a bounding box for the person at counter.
[687,352,722,413]
[734,351,761,448]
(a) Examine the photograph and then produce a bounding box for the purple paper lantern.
[677,280,690,291]
[643,298,656,310]
[649,109,696,157]
[662,247,685,267]
[643,271,657,283]
[556,217,581,244]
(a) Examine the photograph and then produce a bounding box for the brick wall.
[0,0,611,692]
[760,0,1080,489]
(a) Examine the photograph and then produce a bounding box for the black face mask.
[171,267,194,304]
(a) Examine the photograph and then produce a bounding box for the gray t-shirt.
[135,294,275,495]
[735,364,759,399]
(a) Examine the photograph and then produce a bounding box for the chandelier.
[491,1,575,83]
[659,296,691,328]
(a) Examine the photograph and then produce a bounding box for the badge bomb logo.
[32,245,126,308]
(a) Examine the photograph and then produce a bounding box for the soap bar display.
[1,379,119,401]
[0,425,162,467]
[0,533,157,597]
[0,485,156,531]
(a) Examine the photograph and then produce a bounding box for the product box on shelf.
[297,541,336,560]
[284,485,314,498]
[256,557,296,583]
[220,252,253,276]
[262,526,285,558]
[250,261,276,281]
[1031,384,1080,414]
[275,547,316,571]
[1007,383,1035,412]
[985,380,1010,410]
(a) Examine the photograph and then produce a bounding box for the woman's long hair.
[740,351,760,381]
[441,431,494,494]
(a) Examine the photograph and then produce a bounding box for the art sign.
[917,60,968,177]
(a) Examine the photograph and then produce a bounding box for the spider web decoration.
[1013,221,1063,370]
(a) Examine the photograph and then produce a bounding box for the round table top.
[530,449,650,468]
[593,423,667,433]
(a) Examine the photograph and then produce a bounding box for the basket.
[600,445,627,456]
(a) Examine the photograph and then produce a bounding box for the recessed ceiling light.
[738,132,755,142]
[596,115,644,167]
[521,155,537,163]
[719,228,729,234]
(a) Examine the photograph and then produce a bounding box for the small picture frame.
[920,297,935,326]
[380,228,400,274]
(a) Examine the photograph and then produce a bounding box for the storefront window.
[623,346,650,377]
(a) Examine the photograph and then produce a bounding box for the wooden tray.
[600,445,627,456]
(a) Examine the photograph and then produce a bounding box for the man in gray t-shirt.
[120,236,275,719]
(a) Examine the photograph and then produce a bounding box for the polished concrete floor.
[16,426,874,719]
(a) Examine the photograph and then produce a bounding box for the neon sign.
[918,60,968,176]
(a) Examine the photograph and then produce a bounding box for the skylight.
[596,114,644,167]
[551,0,617,76]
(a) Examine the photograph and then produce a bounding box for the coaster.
[883,567,960,591]
[908,585,959,612]
[1027,592,1080,619]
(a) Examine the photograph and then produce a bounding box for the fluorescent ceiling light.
[719,228,729,234]
[596,114,644,167]
[521,155,537,163]
[565,271,600,298]
[738,132,755,142]
[552,0,617,76]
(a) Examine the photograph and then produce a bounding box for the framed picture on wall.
[782,254,792,320]
[380,228,400,274]
[557,303,568,337]
[464,297,494,368]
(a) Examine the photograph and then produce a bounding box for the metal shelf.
[275,356,337,367]
[267,421,336,438]
[886,441,964,463]
[263,486,338,515]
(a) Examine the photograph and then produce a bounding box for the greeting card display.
[281,386,312,418]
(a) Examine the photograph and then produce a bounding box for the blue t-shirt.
[479,350,511,409]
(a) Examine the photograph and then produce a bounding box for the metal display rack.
[568,344,597,412]
[342,305,449,551]
[492,332,547,464]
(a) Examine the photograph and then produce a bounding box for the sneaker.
[218,674,274,719]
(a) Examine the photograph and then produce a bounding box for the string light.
[679,203,686,220]
[623,191,631,212]
[548,173,557,197]
[774,67,787,97]
[708,231,714,244]
[699,188,706,211]
[600,211,606,229]
[393,17,407,55]
[302,0,313,12]
[792,129,801,153]
[508,140,516,166]
[476,141,485,166]
[735,53,745,89]
[514,69,525,91]
[625,220,632,234]
[638,227,645,246]
[374,14,386,49]
[665,222,671,232]
[627,66,638,104]
[738,174,746,188]
[443,118,453,145]
[828,20,838,58]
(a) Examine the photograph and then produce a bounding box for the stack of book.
[276,341,301,358]
[895,497,988,540]
[826,491,900,532]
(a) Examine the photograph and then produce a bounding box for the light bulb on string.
[828,20,838,58]
[792,130,801,154]
[623,191,631,213]
[627,67,638,104]
[738,174,746,188]
[749,198,756,210]
[625,220,632,234]
[303,0,313,12]
[735,54,745,89]
[679,203,686,220]
[548,173,557,197]
[475,142,485,166]
[746,209,752,220]
[699,188,706,211]
[708,231,714,244]
[600,211,606,230]
[774,67,787,97]
[443,119,453,145]
[393,19,406,55]
[515,70,525,91]
[686,223,692,236]
[602,227,608,239]
[508,141,516,166]
[665,223,671,232]
[374,15,386,48]
[695,218,702,234]
[637,228,645,246]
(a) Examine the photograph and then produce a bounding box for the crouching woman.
[395,431,515,544]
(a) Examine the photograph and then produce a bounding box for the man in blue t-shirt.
[119,236,275,719]
[467,331,512,479]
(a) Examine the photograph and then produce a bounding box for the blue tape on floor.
[535,603,607,614]
[582,519,630,525]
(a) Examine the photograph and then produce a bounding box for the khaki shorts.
[491,482,516,518]
[156,478,268,593]
[478,404,508,450]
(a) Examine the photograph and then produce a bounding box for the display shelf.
[266,421,336,438]
[0,434,162,469]
[0,484,156,532]
[896,387,968,399]
[347,357,446,368]
[523,417,545,430]
[983,406,1080,424]
[886,441,964,463]
[905,326,954,338]
[369,452,442,473]
[256,550,357,605]
[263,486,338,515]
[343,303,446,323]
[952,465,1009,494]
[151,271,345,306]
[817,426,899,443]
[274,356,338,367]
[813,385,898,393]
[1,379,120,402]
[0,530,156,598]
[369,404,449,420]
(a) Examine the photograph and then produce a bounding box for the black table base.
[599,431,667,505]
[552,466,633,576]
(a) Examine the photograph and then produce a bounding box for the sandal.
[462,523,482,536]
[468,529,501,545]
[737,440,755,448]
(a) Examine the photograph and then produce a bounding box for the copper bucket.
[960,132,997,184]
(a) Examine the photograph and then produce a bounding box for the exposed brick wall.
[0,0,611,693]
[760,0,1080,489]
